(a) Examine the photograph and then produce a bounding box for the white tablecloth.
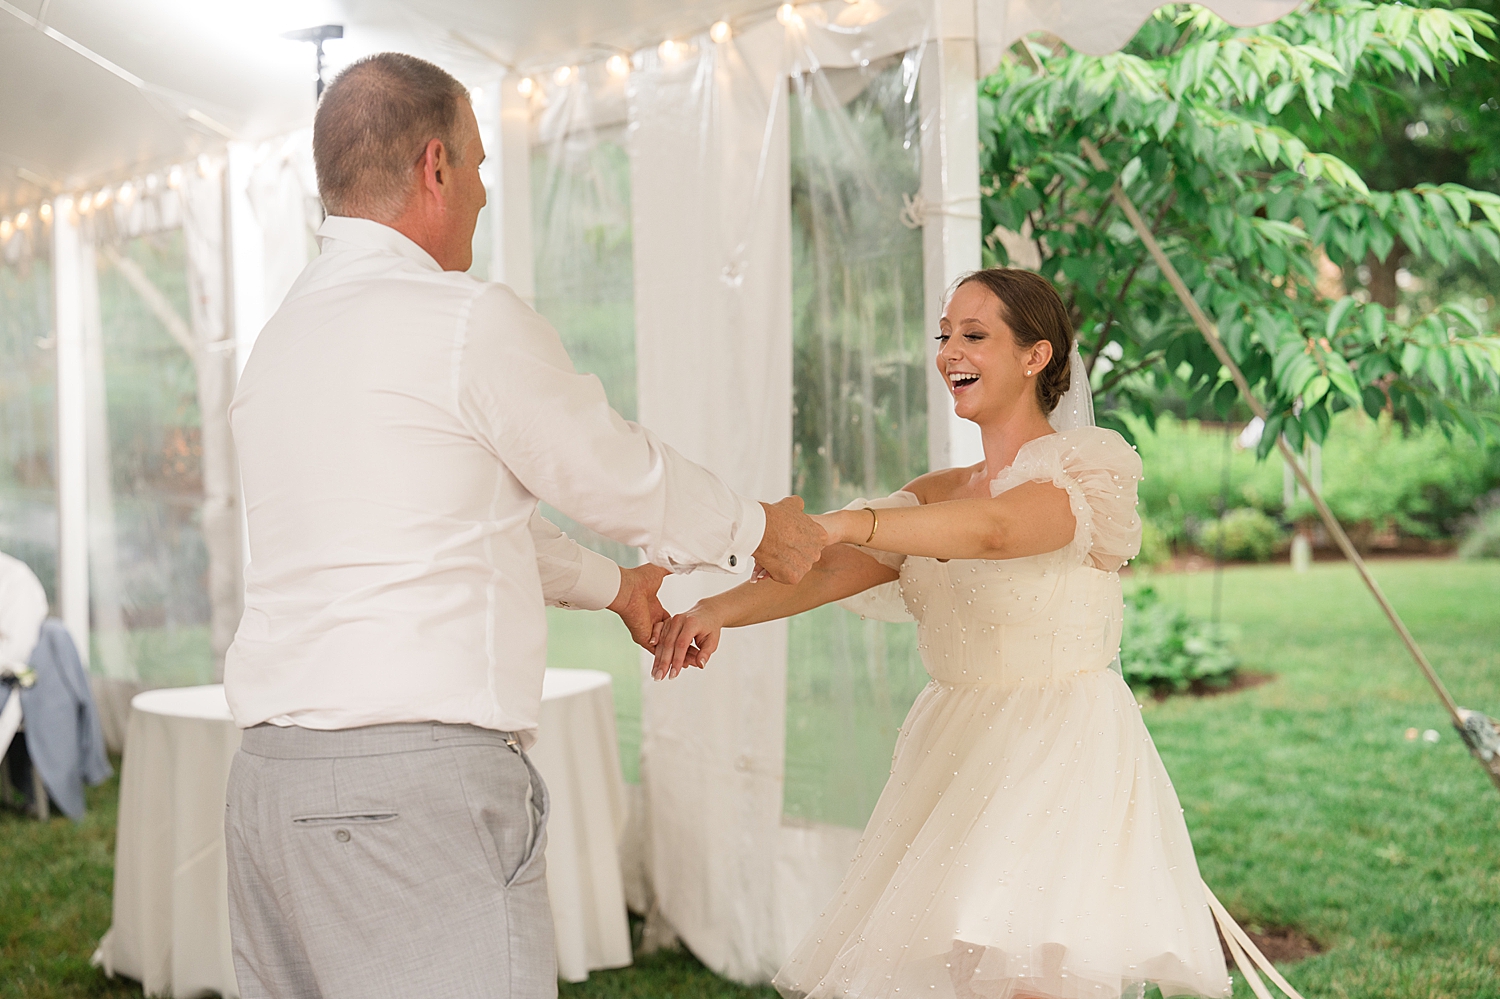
[95,670,632,996]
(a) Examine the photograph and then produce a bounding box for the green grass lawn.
[2,558,1496,998]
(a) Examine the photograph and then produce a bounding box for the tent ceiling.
[0,0,1298,213]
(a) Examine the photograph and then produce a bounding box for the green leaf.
[1325,296,1357,338]
[1362,303,1386,346]
[1155,101,1180,140]
[1302,374,1332,406]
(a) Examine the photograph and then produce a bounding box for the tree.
[979,0,1500,455]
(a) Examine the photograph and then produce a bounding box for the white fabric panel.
[629,17,795,983]
[976,0,1304,72]
[181,163,244,681]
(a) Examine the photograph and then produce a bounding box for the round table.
[94,670,631,996]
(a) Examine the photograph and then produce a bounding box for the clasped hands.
[608,496,876,681]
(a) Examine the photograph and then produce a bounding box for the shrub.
[1459,507,1500,561]
[1120,585,1238,694]
[1132,518,1172,569]
[1196,508,1284,563]
[1134,412,1500,545]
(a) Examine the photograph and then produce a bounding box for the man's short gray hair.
[313,53,470,221]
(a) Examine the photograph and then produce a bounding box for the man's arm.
[529,512,668,649]
[458,286,825,583]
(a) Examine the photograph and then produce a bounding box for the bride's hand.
[652,603,725,680]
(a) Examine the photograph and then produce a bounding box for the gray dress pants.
[225,722,556,999]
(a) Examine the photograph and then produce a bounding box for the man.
[223,53,826,999]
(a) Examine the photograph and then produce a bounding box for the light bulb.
[710,20,732,43]
[118,182,135,205]
[167,166,183,189]
[553,66,572,85]
[15,212,28,229]
[777,3,800,25]
[95,187,113,209]
[40,202,55,222]
[145,173,160,192]
[517,76,535,96]
[0,220,12,240]
[606,54,630,78]
[80,193,94,214]
[658,39,682,63]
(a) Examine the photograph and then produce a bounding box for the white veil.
[1046,342,1124,676]
[1047,343,1095,432]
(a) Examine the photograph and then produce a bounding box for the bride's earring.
[1025,369,1032,376]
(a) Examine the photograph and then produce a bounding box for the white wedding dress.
[774,427,1232,999]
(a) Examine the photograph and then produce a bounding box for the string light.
[95,187,113,209]
[15,212,28,229]
[118,182,135,205]
[606,54,630,78]
[776,3,801,25]
[39,203,54,223]
[167,166,183,189]
[79,193,93,214]
[710,20,732,43]
[658,39,683,63]
[553,65,573,85]
[517,76,535,96]
[0,219,12,241]
[145,173,160,192]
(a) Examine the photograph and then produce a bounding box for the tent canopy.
[1,0,1300,212]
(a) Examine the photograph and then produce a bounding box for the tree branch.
[1096,350,1166,396]
[1085,191,1178,376]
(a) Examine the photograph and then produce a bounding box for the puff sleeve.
[990,427,1143,572]
[834,491,919,623]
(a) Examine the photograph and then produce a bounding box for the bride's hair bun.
[952,268,1074,415]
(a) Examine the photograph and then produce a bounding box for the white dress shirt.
[0,552,47,670]
[225,217,765,744]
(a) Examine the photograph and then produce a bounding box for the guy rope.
[1078,138,1500,795]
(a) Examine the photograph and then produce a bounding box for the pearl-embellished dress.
[774,428,1230,999]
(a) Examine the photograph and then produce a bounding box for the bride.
[652,268,1232,999]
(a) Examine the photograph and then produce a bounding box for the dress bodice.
[840,427,1144,689]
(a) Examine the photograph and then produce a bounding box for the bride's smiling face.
[937,281,1053,425]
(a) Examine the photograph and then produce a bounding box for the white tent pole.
[919,0,985,472]
[52,199,90,663]
[493,74,536,304]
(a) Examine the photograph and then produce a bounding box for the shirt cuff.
[556,548,622,611]
[723,495,765,573]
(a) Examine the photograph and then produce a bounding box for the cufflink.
[729,555,737,568]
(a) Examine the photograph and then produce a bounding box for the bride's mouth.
[948,372,979,394]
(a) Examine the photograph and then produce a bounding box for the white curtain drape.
[629,18,797,981]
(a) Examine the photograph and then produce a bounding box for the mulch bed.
[1219,921,1324,968]
[1147,670,1277,703]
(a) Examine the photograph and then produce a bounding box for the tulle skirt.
[773,669,1231,999]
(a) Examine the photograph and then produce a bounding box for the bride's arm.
[815,481,1075,561]
[651,544,896,679]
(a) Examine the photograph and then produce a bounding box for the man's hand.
[752,497,830,586]
[608,563,670,651]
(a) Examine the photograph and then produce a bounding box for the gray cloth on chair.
[20,619,113,820]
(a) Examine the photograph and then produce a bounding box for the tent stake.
[1077,138,1500,793]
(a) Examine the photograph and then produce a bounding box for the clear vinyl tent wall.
[528,62,649,784]
[785,51,931,832]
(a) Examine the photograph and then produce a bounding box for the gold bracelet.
[864,507,878,544]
